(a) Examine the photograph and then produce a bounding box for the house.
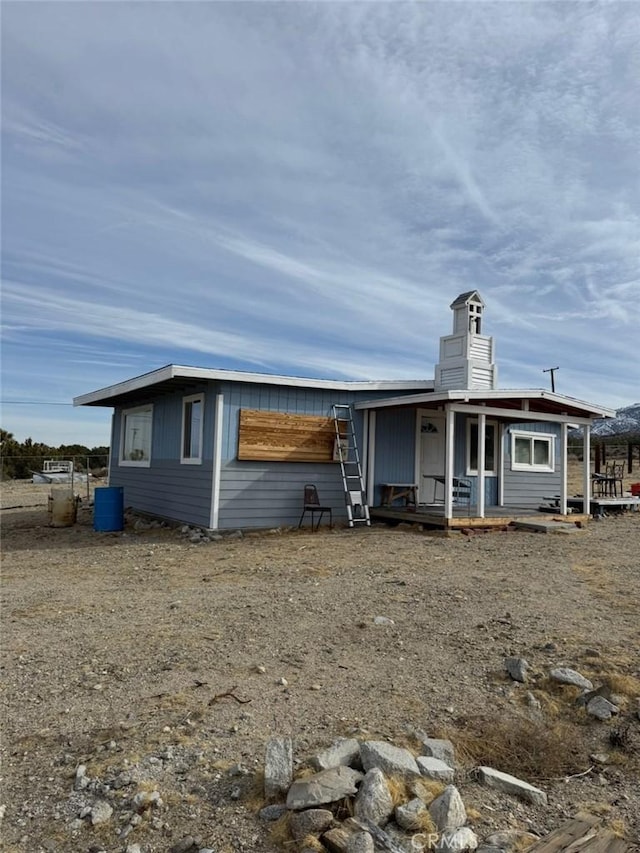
[74,292,614,530]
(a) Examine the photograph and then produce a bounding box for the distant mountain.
[591,403,640,438]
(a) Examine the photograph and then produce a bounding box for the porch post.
[583,424,591,515]
[209,391,224,530]
[444,406,454,519]
[366,411,376,507]
[477,412,486,518]
[560,422,568,515]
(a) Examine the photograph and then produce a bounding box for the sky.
[1,2,639,447]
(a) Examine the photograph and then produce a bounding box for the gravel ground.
[1,481,639,853]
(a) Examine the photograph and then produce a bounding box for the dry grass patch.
[408,777,445,804]
[442,715,587,782]
[269,813,293,848]
[604,673,640,697]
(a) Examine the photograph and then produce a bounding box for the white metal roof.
[354,388,615,418]
[73,364,435,407]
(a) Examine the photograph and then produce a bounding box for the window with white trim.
[120,405,153,466]
[511,431,555,472]
[181,394,203,464]
[466,420,497,475]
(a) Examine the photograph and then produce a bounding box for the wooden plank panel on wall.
[238,409,345,462]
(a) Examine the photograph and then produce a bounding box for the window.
[467,420,497,475]
[181,395,203,463]
[511,431,555,472]
[120,405,153,466]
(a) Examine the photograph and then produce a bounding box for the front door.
[419,414,446,503]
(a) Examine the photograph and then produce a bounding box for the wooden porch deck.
[369,504,589,530]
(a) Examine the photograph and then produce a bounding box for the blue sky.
[2,2,638,446]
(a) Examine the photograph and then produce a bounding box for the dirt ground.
[1,480,639,853]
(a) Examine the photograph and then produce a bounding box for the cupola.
[434,291,497,390]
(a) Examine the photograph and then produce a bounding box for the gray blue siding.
[109,382,215,527]
[370,408,416,506]
[502,422,561,507]
[217,382,388,530]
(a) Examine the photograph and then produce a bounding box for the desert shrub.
[440,715,587,781]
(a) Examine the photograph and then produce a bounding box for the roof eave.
[355,388,615,419]
[73,364,435,407]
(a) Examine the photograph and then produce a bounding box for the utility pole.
[543,366,559,393]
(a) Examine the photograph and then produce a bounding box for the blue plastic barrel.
[93,486,124,532]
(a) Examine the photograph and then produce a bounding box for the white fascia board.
[73,365,176,406]
[355,388,615,419]
[74,364,435,407]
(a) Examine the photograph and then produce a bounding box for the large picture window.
[120,405,153,466]
[511,431,555,472]
[181,394,203,464]
[467,420,497,475]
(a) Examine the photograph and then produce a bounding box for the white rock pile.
[260,735,545,852]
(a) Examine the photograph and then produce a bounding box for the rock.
[590,753,611,765]
[549,667,593,690]
[484,829,539,849]
[476,767,547,806]
[132,790,162,809]
[587,696,619,720]
[576,683,612,708]
[354,768,394,826]
[395,797,432,831]
[89,800,113,825]
[360,819,416,853]
[360,741,420,778]
[416,756,455,783]
[429,785,467,832]
[259,803,287,821]
[505,657,529,683]
[323,817,364,853]
[420,737,455,766]
[230,785,241,800]
[170,838,198,853]
[264,737,293,800]
[286,766,363,810]
[373,616,394,625]
[290,808,334,839]
[312,737,361,771]
[112,771,133,789]
[74,764,89,790]
[347,831,375,853]
[277,677,289,687]
[526,692,541,710]
[435,827,479,851]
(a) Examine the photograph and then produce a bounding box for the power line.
[1,400,73,406]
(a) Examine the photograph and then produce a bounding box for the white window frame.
[466,418,498,476]
[119,404,153,467]
[511,430,555,472]
[180,394,204,465]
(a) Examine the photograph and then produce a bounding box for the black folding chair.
[298,484,332,531]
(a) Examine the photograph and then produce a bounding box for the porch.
[369,503,589,530]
